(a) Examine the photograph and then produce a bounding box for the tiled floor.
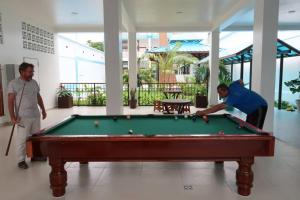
[0,106,300,200]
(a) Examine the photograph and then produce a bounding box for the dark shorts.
[246,106,268,129]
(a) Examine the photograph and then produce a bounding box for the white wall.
[0,0,59,123]
[58,36,105,83]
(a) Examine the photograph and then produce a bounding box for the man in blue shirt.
[196,80,268,129]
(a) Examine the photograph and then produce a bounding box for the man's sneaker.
[18,161,28,169]
[31,156,47,162]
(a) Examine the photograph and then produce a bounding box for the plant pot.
[58,96,73,108]
[296,99,300,112]
[195,94,208,108]
[129,99,137,109]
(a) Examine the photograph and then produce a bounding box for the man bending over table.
[196,80,268,129]
[8,62,47,169]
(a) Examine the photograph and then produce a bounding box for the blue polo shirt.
[225,81,267,114]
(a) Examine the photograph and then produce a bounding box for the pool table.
[26,114,275,197]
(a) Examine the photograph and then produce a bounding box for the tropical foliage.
[284,72,300,95]
[142,42,199,83]
[87,40,104,51]
[194,60,231,86]
[57,87,72,97]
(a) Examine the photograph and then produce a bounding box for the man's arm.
[37,93,47,119]
[196,103,227,116]
[8,93,18,124]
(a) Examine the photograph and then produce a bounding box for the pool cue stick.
[5,82,26,156]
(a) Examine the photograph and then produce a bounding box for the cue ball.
[128,129,133,134]
[94,120,99,126]
[126,115,131,119]
[184,115,188,119]
[174,116,178,120]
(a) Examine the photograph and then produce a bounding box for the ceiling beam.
[121,1,135,32]
[54,25,104,33]
[136,25,212,32]
[225,24,300,31]
[212,0,254,31]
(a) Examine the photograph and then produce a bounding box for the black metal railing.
[60,82,207,106]
[138,83,207,106]
[60,83,129,106]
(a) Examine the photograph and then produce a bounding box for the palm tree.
[143,42,199,83]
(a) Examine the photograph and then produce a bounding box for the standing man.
[196,80,268,129]
[7,62,47,169]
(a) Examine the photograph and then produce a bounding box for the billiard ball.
[184,114,188,119]
[174,116,178,120]
[128,129,133,134]
[94,120,99,127]
[126,115,131,119]
[192,116,197,122]
[113,117,117,121]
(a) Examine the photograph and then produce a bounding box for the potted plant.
[57,86,73,108]
[284,72,300,112]
[129,88,137,109]
[195,84,208,108]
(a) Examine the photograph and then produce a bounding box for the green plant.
[274,100,297,111]
[138,67,156,84]
[87,40,104,51]
[130,88,136,100]
[194,64,210,84]
[219,60,231,86]
[195,61,231,86]
[196,84,208,96]
[284,72,300,96]
[57,87,72,97]
[123,69,129,83]
[143,42,198,83]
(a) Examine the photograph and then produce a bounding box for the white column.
[252,0,279,131]
[103,0,123,115]
[208,30,220,105]
[128,31,137,93]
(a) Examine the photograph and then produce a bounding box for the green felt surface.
[44,115,256,136]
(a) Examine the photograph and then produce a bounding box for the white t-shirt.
[8,78,40,118]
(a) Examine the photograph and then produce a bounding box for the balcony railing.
[138,83,207,106]
[60,83,207,106]
[60,83,129,106]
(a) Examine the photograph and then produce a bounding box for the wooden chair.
[183,104,191,113]
[153,100,163,112]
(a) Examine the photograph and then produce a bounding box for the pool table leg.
[236,157,254,196]
[49,158,67,197]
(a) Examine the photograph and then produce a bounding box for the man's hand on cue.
[195,111,210,123]
[196,110,205,116]
[11,116,20,124]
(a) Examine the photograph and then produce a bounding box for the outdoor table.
[163,89,182,99]
[161,99,191,114]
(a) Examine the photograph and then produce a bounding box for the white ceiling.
[228,0,300,30]
[44,0,300,32]
[122,0,240,31]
